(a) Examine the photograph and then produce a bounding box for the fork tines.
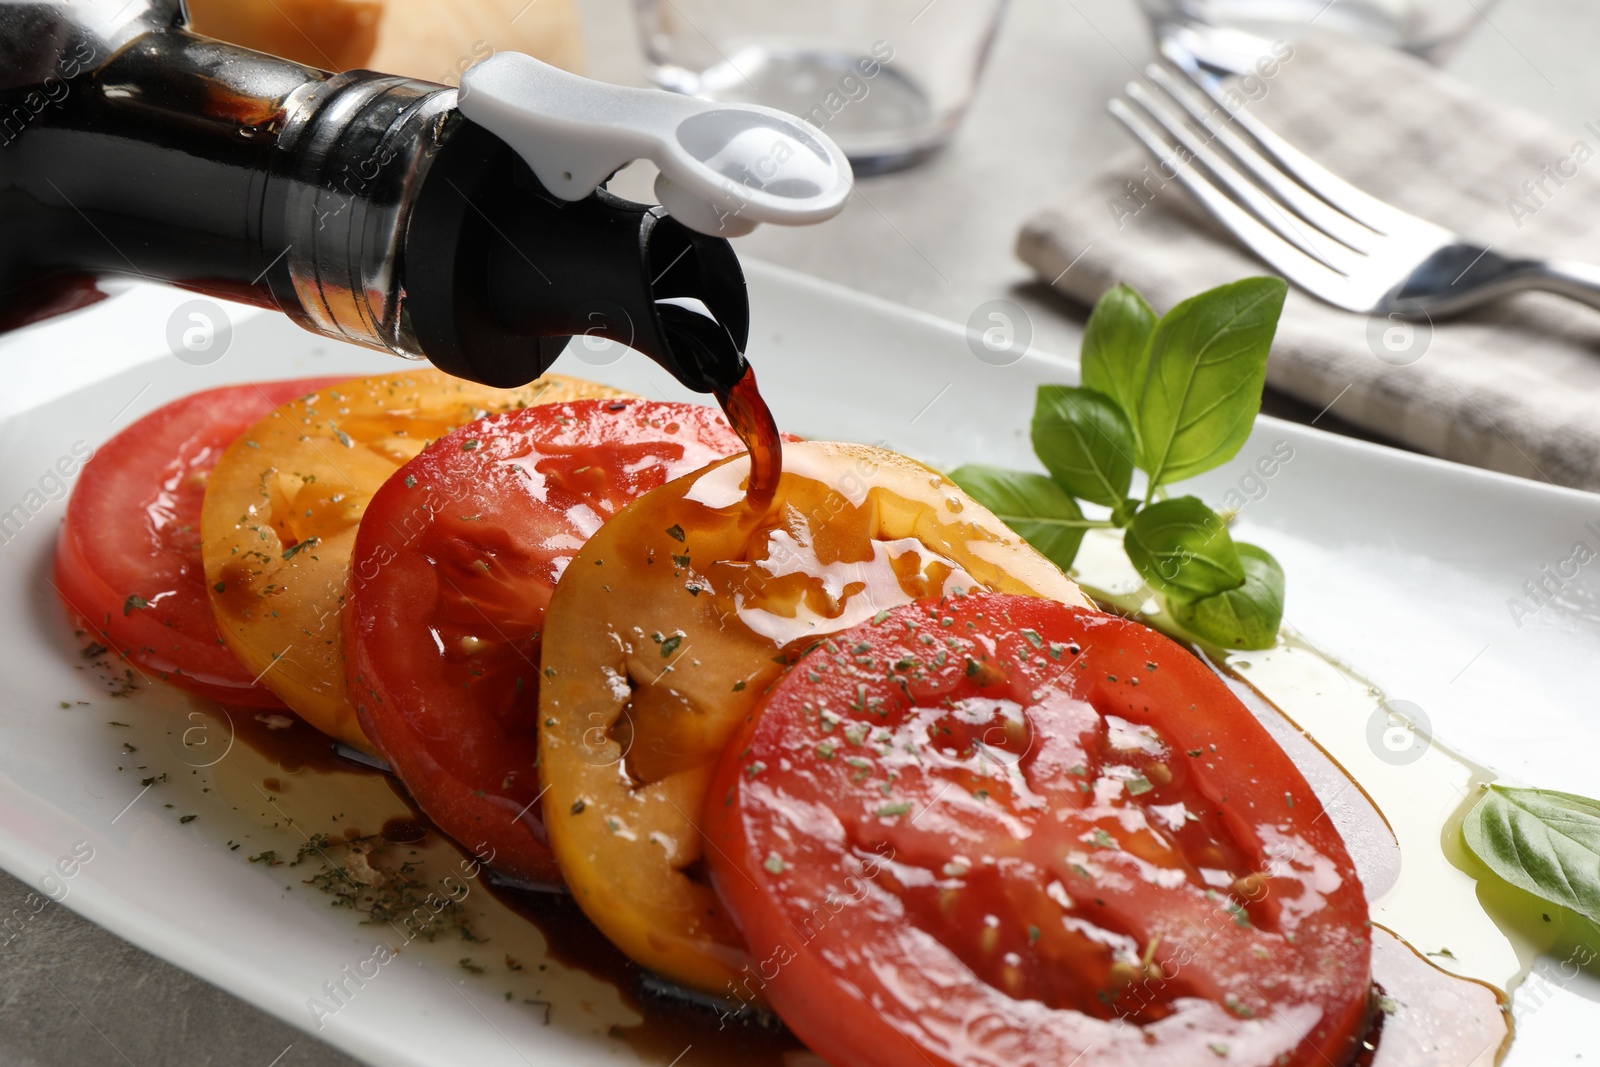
[1108,51,1449,310]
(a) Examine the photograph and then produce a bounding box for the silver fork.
[1108,44,1600,319]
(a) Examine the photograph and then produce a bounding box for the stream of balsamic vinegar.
[713,365,783,510]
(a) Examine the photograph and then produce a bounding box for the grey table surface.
[4,1,1599,1064]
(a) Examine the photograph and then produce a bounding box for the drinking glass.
[633,0,1011,174]
[1138,0,1497,69]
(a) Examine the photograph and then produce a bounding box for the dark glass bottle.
[0,0,751,393]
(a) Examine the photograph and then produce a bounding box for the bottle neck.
[267,72,459,359]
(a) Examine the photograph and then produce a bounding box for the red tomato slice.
[345,398,773,884]
[704,593,1373,1067]
[54,377,344,705]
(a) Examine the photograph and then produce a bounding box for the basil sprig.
[1463,785,1600,927]
[951,277,1288,650]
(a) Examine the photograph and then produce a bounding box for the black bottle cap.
[405,118,748,394]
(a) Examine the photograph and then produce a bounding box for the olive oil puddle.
[91,674,806,1066]
[1361,931,1509,1067]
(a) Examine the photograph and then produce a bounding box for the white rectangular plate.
[0,262,1593,1066]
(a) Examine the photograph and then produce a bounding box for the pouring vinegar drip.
[656,303,783,508]
[714,366,782,508]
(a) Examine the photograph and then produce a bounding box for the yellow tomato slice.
[201,369,625,750]
[538,442,1090,995]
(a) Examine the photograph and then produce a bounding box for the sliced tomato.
[200,369,624,750]
[704,593,1372,1067]
[536,442,1091,994]
[345,399,759,885]
[53,378,344,704]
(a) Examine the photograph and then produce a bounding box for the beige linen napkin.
[1019,38,1600,491]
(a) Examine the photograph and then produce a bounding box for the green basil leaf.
[1124,496,1244,603]
[1462,784,1600,926]
[1031,385,1136,508]
[1170,543,1284,649]
[948,465,1090,571]
[1080,284,1157,430]
[1137,277,1287,487]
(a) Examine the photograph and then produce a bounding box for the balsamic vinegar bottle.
[0,0,850,395]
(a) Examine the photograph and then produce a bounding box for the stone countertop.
[4,0,1597,1064]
